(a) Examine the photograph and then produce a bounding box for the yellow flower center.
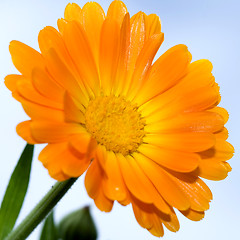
[85,96,145,155]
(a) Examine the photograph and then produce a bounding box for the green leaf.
[40,211,58,240]
[58,206,97,240]
[0,144,34,239]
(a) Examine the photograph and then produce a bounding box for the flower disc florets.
[85,95,145,155]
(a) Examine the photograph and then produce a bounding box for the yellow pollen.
[85,96,145,155]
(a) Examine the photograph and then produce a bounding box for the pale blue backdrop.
[0,0,239,239]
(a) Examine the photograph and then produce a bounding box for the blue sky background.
[0,0,239,239]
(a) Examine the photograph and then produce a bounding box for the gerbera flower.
[5,0,234,237]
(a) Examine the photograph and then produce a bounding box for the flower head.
[5,0,234,237]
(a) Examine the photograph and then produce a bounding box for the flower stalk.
[5,178,77,240]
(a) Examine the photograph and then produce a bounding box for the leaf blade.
[0,144,34,239]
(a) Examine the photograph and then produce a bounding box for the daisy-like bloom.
[5,0,234,237]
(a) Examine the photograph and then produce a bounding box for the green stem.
[5,178,78,240]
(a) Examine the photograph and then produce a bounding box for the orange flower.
[5,0,234,237]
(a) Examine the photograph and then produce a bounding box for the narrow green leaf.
[40,211,58,240]
[5,178,77,240]
[58,206,97,240]
[0,144,34,239]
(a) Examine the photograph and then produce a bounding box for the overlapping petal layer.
[5,0,233,237]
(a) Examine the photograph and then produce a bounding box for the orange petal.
[148,213,165,237]
[38,26,77,74]
[60,149,90,177]
[38,142,70,180]
[169,172,212,211]
[118,194,131,206]
[21,99,64,122]
[181,59,215,90]
[69,133,96,158]
[141,83,219,122]
[17,79,63,110]
[214,128,229,140]
[182,86,219,112]
[117,154,171,214]
[121,12,146,95]
[81,2,105,64]
[39,142,67,165]
[39,26,66,56]
[188,59,213,79]
[30,121,85,143]
[200,139,234,161]
[209,107,229,124]
[131,196,163,236]
[9,40,44,77]
[64,92,85,124]
[112,13,130,96]
[161,208,180,233]
[198,159,232,180]
[64,3,81,22]
[144,132,215,152]
[51,171,70,182]
[39,142,89,179]
[85,152,114,212]
[62,21,100,97]
[138,144,199,172]
[85,160,102,199]
[102,151,128,202]
[4,74,26,92]
[99,18,120,95]
[94,144,108,171]
[107,0,128,26]
[129,155,171,214]
[180,209,205,221]
[140,58,215,116]
[131,196,176,237]
[48,164,70,181]
[131,199,153,230]
[145,14,161,38]
[57,18,68,34]
[135,44,191,105]
[127,33,164,101]
[32,68,64,103]
[145,112,224,134]
[44,48,89,105]
[94,187,114,212]
[133,153,190,211]
[117,153,156,204]
[16,121,38,144]
[159,86,219,119]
